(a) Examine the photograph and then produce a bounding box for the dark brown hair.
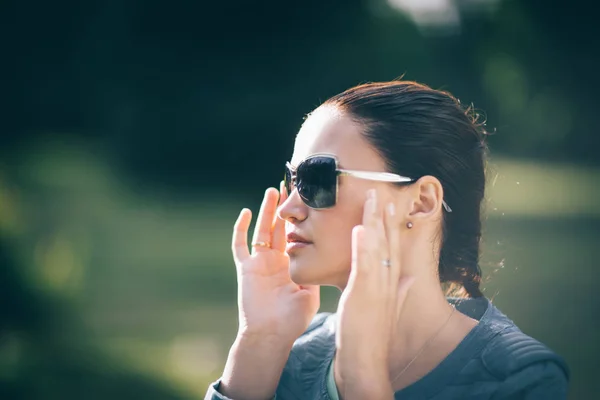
[324,81,487,298]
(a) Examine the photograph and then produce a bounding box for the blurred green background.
[1,0,598,399]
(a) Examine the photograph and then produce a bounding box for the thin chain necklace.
[391,304,456,384]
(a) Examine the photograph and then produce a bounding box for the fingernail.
[368,189,376,200]
[387,202,395,216]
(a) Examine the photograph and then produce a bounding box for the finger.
[362,189,377,257]
[374,200,390,282]
[385,201,401,286]
[362,189,377,229]
[251,188,279,253]
[350,224,368,286]
[362,189,389,275]
[348,225,373,291]
[232,208,252,265]
[271,181,288,252]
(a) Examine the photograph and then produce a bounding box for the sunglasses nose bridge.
[284,166,298,194]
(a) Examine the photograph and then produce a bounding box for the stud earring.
[406,221,413,229]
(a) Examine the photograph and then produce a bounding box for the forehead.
[291,106,382,169]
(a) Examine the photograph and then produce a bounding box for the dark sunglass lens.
[297,156,337,208]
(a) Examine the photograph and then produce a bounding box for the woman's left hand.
[335,188,416,399]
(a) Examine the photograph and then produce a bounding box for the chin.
[288,257,318,285]
[288,253,347,287]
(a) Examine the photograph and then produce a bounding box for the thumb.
[348,224,366,288]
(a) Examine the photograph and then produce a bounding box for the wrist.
[235,330,295,352]
[219,334,294,400]
[334,357,393,400]
[335,350,388,381]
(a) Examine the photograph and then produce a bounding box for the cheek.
[315,202,363,262]
[336,184,367,230]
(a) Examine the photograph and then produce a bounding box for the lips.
[286,232,312,244]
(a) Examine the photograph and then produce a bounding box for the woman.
[205,81,569,399]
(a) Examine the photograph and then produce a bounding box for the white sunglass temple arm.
[337,169,452,213]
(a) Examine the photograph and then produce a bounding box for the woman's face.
[278,106,401,288]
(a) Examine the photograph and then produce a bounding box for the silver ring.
[382,259,391,267]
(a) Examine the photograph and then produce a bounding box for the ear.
[408,176,445,220]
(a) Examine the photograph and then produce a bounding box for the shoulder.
[481,328,569,380]
[290,312,337,363]
[476,303,569,398]
[303,312,336,337]
[277,313,337,399]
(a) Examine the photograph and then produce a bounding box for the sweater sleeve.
[204,313,334,400]
[204,380,231,400]
[492,360,569,400]
[204,379,278,400]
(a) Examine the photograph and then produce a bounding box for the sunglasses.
[284,153,452,212]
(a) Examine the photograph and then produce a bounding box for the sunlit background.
[1,0,598,399]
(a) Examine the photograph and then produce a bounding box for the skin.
[220,105,478,400]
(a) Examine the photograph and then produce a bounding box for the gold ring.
[251,241,271,248]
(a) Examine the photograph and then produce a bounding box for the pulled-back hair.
[324,81,487,298]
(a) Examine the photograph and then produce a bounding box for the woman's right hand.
[232,182,320,343]
[218,184,320,400]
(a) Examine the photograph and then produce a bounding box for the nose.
[277,187,308,222]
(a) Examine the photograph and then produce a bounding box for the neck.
[388,276,455,364]
[390,250,481,387]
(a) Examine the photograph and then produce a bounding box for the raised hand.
[219,183,320,400]
[334,189,416,399]
[232,182,320,340]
